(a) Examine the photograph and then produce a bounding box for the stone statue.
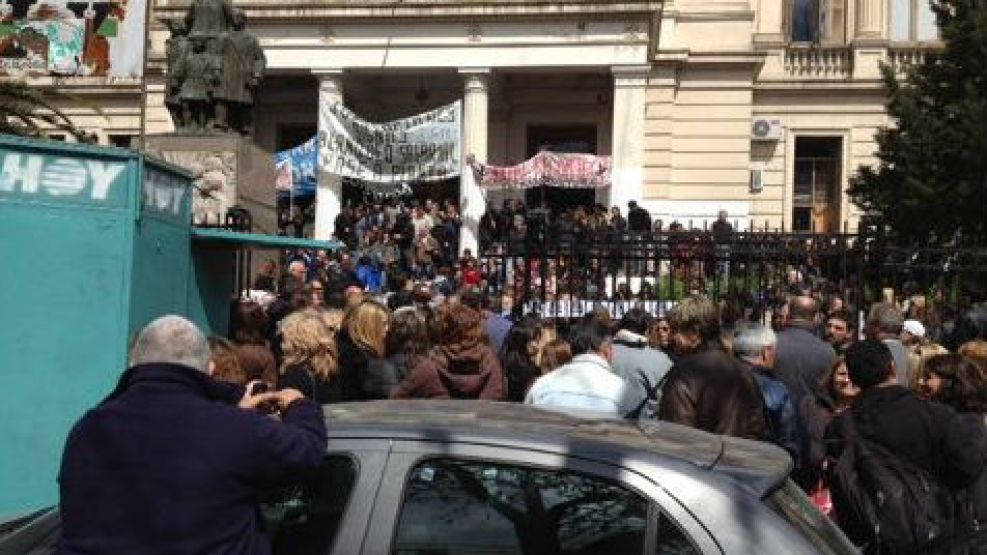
[171,35,221,131]
[214,9,266,134]
[163,18,190,129]
[184,0,234,43]
[164,0,264,135]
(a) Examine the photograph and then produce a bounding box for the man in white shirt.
[525,316,630,416]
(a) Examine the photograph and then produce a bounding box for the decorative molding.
[466,23,482,42]
[320,25,335,44]
[612,64,651,88]
[154,2,665,21]
[623,21,642,41]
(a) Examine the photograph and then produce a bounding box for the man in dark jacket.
[658,296,770,441]
[826,340,986,551]
[775,295,836,410]
[733,324,802,468]
[59,315,326,555]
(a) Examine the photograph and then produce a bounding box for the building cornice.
[155,0,663,21]
[654,49,765,66]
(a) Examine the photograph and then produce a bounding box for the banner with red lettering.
[470,151,611,189]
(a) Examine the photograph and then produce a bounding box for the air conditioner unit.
[750,167,764,192]
[752,118,784,141]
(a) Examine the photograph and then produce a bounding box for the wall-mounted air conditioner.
[752,118,784,141]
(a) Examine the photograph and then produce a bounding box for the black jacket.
[826,386,986,490]
[279,363,344,404]
[658,344,770,441]
[954,413,987,553]
[798,388,841,488]
[337,329,397,401]
[59,363,326,555]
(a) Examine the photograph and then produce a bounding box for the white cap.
[903,319,926,338]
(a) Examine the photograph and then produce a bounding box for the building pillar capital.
[312,69,344,98]
[459,68,492,93]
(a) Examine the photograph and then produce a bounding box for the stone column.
[854,0,885,39]
[610,65,649,212]
[459,68,490,256]
[852,0,887,80]
[313,69,344,241]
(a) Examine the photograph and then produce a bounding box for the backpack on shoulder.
[829,413,957,555]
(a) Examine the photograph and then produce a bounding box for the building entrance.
[793,136,843,232]
[524,124,599,211]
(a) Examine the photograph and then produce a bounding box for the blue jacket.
[58,363,326,555]
[356,263,384,293]
[743,361,802,468]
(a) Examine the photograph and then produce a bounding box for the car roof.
[323,400,792,497]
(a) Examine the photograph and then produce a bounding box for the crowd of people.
[212,262,987,553]
[316,197,744,296]
[56,192,987,554]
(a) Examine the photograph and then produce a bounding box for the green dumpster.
[0,136,339,515]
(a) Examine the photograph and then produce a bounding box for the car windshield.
[766,481,859,555]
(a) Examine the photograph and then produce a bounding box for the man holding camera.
[58,315,326,555]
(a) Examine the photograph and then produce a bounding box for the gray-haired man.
[59,315,325,555]
[733,324,802,469]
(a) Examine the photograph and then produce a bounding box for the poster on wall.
[0,0,146,78]
[318,101,461,184]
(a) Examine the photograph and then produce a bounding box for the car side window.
[654,512,702,555]
[266,455,358,555]
[392,458,649,555]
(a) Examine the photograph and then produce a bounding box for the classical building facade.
[33,0,938,249]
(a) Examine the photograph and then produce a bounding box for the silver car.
[1,400,857,554]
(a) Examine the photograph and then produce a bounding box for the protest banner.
[318,101,461,184]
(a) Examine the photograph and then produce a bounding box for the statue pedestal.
[143,134,277,234]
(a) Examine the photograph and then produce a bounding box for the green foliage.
[0,80,91,141]
[848,0,987,243]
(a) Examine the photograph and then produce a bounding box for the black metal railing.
[478,227,987,329]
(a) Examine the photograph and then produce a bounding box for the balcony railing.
[887,45,937,74]
[784,45,853,80]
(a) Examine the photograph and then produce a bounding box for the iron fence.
[478,226,987,329]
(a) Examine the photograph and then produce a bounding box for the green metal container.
[0,136,197,515]
[0,136,341,516]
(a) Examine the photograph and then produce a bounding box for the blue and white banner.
[274,136,318,198]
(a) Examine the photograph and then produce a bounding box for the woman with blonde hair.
[337,299,393,400]
[959,339,987,378]
[277,310,341,403]
[909,342,950,394]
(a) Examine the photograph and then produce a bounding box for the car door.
[360,440,719,555]
[263,438,390,555]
